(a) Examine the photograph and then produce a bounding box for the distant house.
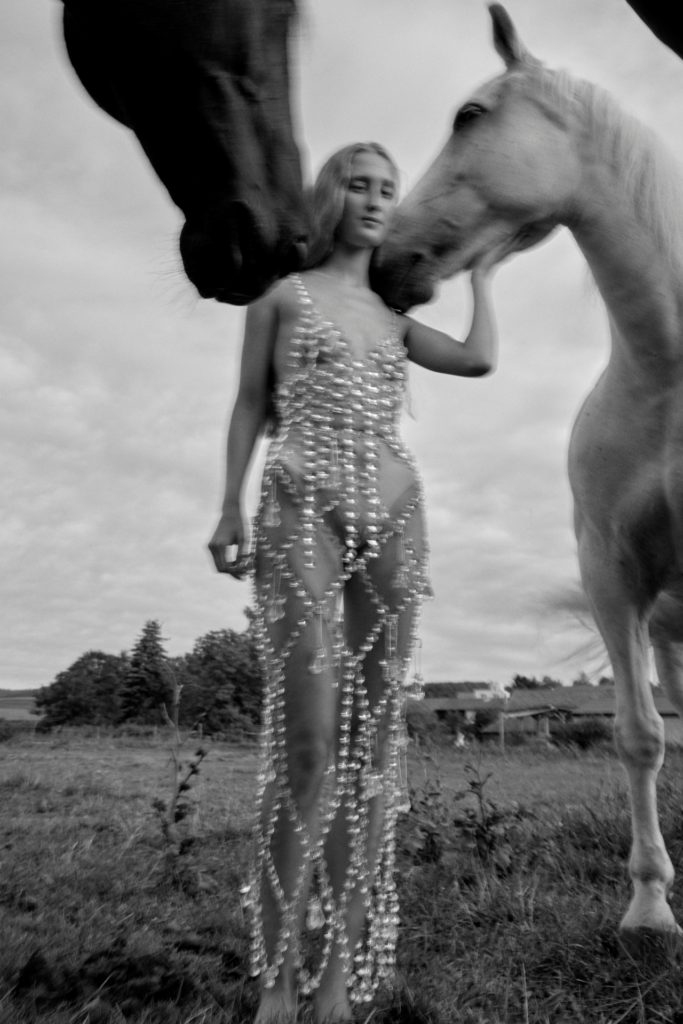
[567,686,683,746]
[423,685,559,740]
[424,681,508,703]
[420,683,683,746]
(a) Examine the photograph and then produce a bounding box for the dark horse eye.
[454,104,485,131]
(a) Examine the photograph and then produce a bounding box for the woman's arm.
[403,265,498,377]
[208,292,279,576]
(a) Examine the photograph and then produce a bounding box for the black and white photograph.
[2,2,683,1021]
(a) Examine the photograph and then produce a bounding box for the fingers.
[208,520,252,578]
[224,535,251,578]
[209,539,252,578]
[228,551,254,579]
[208,541,228,574]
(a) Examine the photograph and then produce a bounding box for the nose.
[366,186,381,210]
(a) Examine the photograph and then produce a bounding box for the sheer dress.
[243,273,431,1002]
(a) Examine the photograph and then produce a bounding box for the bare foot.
[313,986,353,1023]
[254,988,296,1023]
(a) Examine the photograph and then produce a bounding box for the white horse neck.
[557,74,683,368]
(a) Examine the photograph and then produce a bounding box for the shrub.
[553,715,613,750]
[405,700,444,745]
[0,720,37,743]
[177,624,263,734]
[35,650,129,728]
[504,730,532,748]
[0,720,14,743]
[463,706,499,742]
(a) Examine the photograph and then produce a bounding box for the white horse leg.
[644,595,683,944]
[578,537,678,942]
[650,592,683,718]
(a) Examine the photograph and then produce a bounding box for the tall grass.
[1,735,683,1022]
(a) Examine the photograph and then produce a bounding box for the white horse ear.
[489,4,537,68]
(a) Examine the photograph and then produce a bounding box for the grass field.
[0,691,39,722]
[1,732,683,1023]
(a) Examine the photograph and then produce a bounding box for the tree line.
[34,616,610,734]
[35,613,262,734]
[510,672,613,689]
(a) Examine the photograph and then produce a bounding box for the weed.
[404,754,533,873]
[151,671,209,894]
[452,761,533,871]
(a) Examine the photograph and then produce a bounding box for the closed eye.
[454,103,486,131]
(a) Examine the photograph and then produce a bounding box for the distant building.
[420,683,683,746]
[566,685,683,746]
[423,681,508,703]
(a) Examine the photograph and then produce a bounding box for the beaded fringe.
[241,274,432,1004]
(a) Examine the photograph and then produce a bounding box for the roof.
[423,685,679,717]
[571,688,677,717]
[424,689,571,714]
[423,682,497,699]
[423,697,501,713]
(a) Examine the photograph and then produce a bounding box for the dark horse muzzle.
[181,199,308,305]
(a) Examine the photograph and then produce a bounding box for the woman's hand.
[208,506,251,578]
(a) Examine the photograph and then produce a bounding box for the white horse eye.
[454,104,486,131]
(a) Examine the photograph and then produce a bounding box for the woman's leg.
[251,477,344,1023]
[313,495,427,1022]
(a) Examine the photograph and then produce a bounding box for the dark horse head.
[61,0,308,304]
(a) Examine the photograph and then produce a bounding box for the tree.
[118,620,173,724]
[178,613,263,734]
[540,675,563,689]
[35,651,129,728]
[511,674,561,690]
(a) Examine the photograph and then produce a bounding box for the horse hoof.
[618,925,682,960]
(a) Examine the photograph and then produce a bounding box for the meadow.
[1,731,683,1024]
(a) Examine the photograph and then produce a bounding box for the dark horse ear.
[489,4,539,68]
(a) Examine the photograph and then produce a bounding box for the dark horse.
[61,0,308,304]
[626,1,683,61]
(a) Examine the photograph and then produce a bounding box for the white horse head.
[374,3,682,311]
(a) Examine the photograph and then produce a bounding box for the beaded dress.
[242,273,431,1004]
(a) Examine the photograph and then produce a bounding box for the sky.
[1,0,683,690]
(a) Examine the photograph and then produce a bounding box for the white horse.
[374,4,683,949]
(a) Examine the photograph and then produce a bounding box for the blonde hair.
[304,142,399,268]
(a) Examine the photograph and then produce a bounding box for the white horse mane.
[536,66,683,267]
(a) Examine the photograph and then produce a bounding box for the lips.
[361,217,382,227]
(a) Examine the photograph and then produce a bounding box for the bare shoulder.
[242,277,301,343]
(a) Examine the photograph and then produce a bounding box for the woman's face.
[336,151,398,250]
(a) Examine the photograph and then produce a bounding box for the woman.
[209,142,499,1024]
